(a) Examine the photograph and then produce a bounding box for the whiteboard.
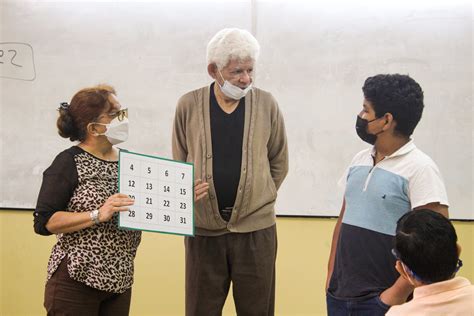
[1,0,472,220]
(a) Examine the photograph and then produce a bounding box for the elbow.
[282,163,289,179]
[33,211,53,236]
[34,222,53,236]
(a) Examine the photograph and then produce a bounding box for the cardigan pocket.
[245,168,278,217]
[193,201,212,228]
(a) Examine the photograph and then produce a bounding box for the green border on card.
[118,149,195,237]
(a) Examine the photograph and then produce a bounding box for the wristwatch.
[90,209,100,225]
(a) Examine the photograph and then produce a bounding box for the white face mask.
[217,69,252,100]
[93,117,129,145]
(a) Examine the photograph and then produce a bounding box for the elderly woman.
[34,84,140,315]
[172,28,288,316]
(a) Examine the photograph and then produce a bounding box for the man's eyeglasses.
[391,248,463,283]
[391,248,401,261]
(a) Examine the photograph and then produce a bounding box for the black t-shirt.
[210,82,245,218]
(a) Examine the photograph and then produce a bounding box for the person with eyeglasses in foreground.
[33,85,208,315]
[387,209,473,315]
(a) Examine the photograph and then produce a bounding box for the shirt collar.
[413,277,472,299]
[370,139,416,159]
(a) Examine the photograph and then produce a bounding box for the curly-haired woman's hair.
[57,84,116,142]
[362,74,424,137]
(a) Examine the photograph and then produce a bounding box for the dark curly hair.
[57,84,116,142]
[362,74,424,137]
[395,209,458,283]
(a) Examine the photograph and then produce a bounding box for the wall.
[1,210,472,316]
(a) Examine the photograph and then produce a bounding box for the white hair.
[206,28,260,69]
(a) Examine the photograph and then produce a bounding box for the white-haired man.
[172,28,288,316]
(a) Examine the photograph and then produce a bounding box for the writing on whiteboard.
[0,42,36,81]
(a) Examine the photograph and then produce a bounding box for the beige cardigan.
[172,84,289,236]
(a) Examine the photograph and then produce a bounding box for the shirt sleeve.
[337,166,351,189]
[33,149,78,236]
[409,163,449,209]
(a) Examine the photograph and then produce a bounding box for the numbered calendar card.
[118,150,194,236]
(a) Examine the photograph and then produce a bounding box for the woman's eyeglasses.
[107,108,128,121]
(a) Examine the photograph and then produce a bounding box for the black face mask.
[355,116,382,145]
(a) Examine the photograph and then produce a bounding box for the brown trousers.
[185,224,277,316]
[44,259,132,316]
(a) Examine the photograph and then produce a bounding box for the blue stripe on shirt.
[342,166,410,236]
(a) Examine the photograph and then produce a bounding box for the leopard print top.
[38,146,141,293]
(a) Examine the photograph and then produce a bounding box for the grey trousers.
[185,224,277,316]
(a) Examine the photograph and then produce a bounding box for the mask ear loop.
[400,262,417,286]
[369,116,386,137]
[217,68,227,87]
[87,122,108,136]
[402,261,437,285]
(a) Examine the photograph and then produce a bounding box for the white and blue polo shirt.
[328,140,449,300]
